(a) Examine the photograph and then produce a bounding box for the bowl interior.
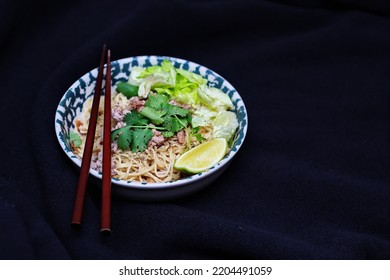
[55,55,248,189]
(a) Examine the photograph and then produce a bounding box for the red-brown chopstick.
[71,45,106,227]
[101,49,112,234]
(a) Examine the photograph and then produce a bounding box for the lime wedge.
[174,138,228,174]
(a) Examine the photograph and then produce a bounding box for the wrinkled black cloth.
[0,0,389,259]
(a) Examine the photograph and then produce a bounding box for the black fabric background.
[0,0,389,259]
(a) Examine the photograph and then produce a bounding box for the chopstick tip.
[100,228,112,236]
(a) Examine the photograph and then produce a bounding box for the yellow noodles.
[72,93,212,183]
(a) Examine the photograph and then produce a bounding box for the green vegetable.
[144,93,169,110]
[198,85,233,111]
[131,128,154,152]
[127,67,144,85]
[176,68,206,85]
[163,115,189,133]
[191,106,217,127]
[161,131,174,138]
[127,60,176,98]
[111,94,191,152]
[191,126,205,143]
[119,60,233,111]
[140,107,165,125]
[154,66,201,105]
[116,82,138,98]
[124,110,149,126]
[116,127,133,150]
[113,60,238,150]
[70,131,82,148]
[212,111,238,141]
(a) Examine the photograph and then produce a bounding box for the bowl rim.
[54,55,248,190]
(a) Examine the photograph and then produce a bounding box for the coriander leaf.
[140,107,165,125]
[189,126,204,142]
[124,110,149,126]
[70,131,82,148]
[111,129,120,141]
[131,128,153,152]
[190,126,206,142]
[145,93,169,110]
[116,82,139,98]
[163,116,180,133]
[117,128,133,150]
[195,133,205,142]
[163,115,188,133]
[161,131,174,138]
[164,103,189,118]
[175,115,189,129]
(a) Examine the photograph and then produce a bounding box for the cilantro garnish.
[140,107,165,125]
[131,128,154,152]
[116,127,133,151]
[124,110,149,126]
[111,94,192,152]
[192,126,205,143]
[144,93,168,110]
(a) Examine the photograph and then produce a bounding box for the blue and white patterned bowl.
[55,55,248,201]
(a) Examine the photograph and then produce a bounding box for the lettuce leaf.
[198,85,233,111]
[128,62,176,98]
[119,60,238,143]
[176,68,206,85]
[128,67,144,86]
[212,111,238,141]
[191,106,217,127]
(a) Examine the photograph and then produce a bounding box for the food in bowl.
[69,59,239,183]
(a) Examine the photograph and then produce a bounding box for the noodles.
[70,60,238,184]
[72,92,212,183]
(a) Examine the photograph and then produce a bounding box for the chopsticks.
[71,45,112,234]
[101,49,112,234]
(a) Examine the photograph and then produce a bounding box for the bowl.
[55,55,248,201]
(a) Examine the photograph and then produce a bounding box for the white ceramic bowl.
[55,55,248,201]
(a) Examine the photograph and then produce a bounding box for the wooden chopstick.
[101,49,112,234]
[71,45,106,228]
